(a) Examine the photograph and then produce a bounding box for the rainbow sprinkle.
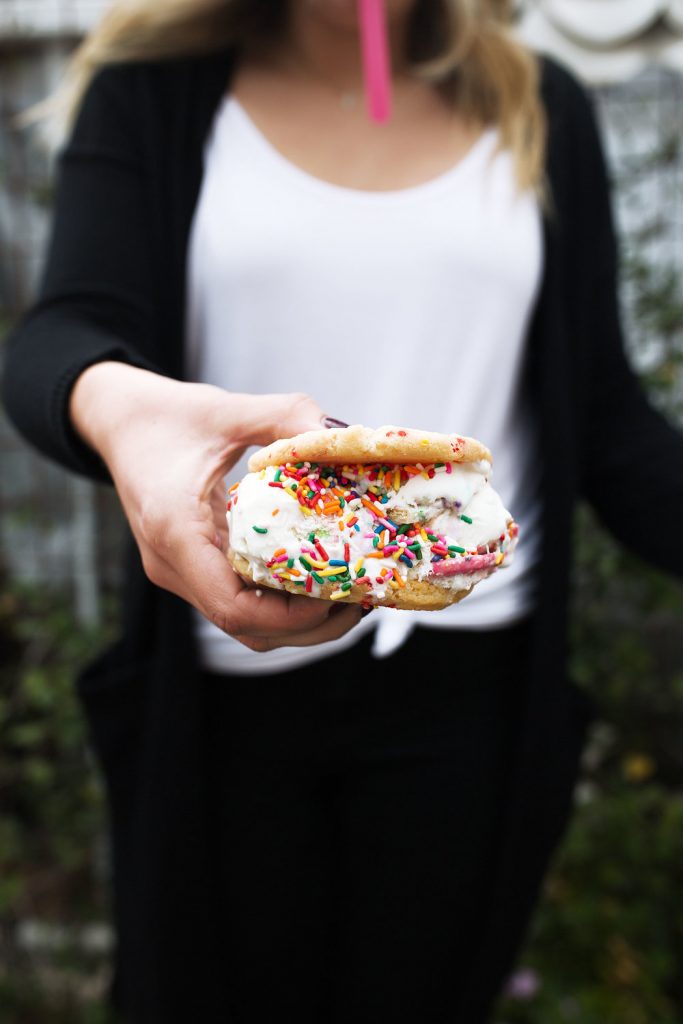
[227,460,517,604]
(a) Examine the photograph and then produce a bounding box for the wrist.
[69,361,164,461]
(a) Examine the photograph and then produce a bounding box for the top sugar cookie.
[247,424,492,472]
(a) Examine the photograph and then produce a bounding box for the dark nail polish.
[322,416,349,429]
[360,607,374,618]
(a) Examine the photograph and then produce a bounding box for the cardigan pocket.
[76,643,150,822]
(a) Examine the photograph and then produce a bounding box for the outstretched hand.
[70,362,362,651]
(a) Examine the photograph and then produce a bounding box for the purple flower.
[504,967,540,1000]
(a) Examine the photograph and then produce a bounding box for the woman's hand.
[70,362,362,651]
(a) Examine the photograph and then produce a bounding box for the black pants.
[205,620,532,1023]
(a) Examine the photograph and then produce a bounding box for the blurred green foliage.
[496,190,683,1022]
[496,520,683,1023]
[0,579,116,1022]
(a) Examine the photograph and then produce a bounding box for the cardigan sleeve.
[561,69,683,580]
[1,63,163,482]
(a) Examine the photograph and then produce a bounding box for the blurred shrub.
[497,518,683,1024]
[0,574,116,1022]
[496,202,683,1019]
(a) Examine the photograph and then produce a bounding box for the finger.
[134,485,336,639]
[228,392,326,449]
[209,485,229,551]
[141,532,364,646]
[233,602,363,652]
[172,533,340,638]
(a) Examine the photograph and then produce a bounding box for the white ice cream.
[227,460,517,604]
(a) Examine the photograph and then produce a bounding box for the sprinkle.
[445,463,452,474]
[354,558,364,573]
[318,567,343,578]
[362,497,382,517]
[274,469,282,482]
[268,482,284,489]
[344,543,350,562]
[421,439,429,446]
[305,575,313,593]
[287,558,294,569]
[357,567,366,578]
[399,555,412,567]
[228,482,240,493]
[271,508,280,516]
[448,545,466,554]
[312,572,325,585]
[252,526,268,534]
[393,569,406,588]
[299,556,312,571]
[341,582,352,592]
[308,532,316,542]
[460,514,473,524]
[329,590,346,600]
[273,548,287,558]
[347,516,358,527]
[329,559,348,567]
[315,540,329,560]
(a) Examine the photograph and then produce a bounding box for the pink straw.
[358,0,392,123]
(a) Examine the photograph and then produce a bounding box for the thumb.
[230,391,327,449]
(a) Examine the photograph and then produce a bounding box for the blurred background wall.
[1,3,683,1022]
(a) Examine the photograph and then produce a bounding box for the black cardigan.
[4,50,683,1022]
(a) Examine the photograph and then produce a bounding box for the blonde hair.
[33,0,545,191]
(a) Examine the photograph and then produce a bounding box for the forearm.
[2,309,159,481]
[581,366,683,581]
[69,361,173,464]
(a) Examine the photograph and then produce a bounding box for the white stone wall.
[519,0,683,83]
[0,0,108,39]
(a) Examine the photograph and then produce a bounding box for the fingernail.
[360,607,374,618]
[322,416,349,429]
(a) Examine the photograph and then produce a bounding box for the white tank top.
[186,95,544,674]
